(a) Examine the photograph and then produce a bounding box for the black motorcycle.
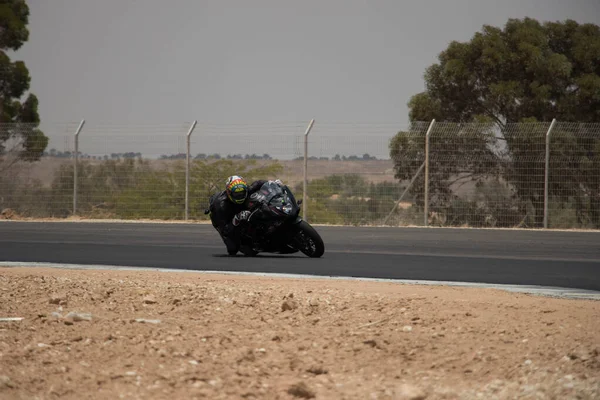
[207,181,325,258]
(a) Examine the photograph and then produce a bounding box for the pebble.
[287,381,316,398]
[49,294,67,305]
[402,326,413,332]
[0,317,23,322]
[281,299,298,312]
[0,375,15,389]
[65,312,93,322]
[395,383,427,400]
[134,319,161,324]
[143,296,157,304]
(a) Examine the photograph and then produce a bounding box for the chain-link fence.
[1,119,599,229]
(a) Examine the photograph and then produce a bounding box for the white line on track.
[1,261,599,301]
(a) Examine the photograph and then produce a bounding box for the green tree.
[391,18,600,227]
[0,0,47,167]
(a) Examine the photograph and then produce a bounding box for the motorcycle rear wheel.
[293,221,325,258]
[240,244,259,257]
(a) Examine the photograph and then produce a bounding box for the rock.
[282,298,298,312]
[486,379,505,393]
[0,208,15,220]
[143,295,157,304]
[0,375,15,388]
[395,383,427,400]
[306,366,328,375]
[402,325,413,332]
[65,312,92,322]
[134,318,161,324]
[49,294,66,305]
[287,382,315,398]
[0,317,23,322]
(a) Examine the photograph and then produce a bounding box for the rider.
[208,175,270,255]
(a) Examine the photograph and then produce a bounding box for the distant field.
[22,157,398,188]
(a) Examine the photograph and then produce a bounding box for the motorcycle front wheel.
[293,220,325,258]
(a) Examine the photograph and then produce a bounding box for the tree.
[0,0,47,167]
[390,18,600,227]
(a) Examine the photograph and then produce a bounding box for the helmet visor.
[229,186,247,203]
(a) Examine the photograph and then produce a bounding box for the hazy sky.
[10,0,600,158]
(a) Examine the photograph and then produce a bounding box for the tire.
[293,220,325,258]
[240,245,259,257]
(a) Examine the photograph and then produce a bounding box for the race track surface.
[1,221,599,291]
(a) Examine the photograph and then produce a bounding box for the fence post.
[543,118,557,229]
[185,120,198,221]
[423,119,435,226]
[303,119,315,221]
[72,120,85,216]
[383,161,425,225]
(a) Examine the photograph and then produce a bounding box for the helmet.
[225,175,248,204]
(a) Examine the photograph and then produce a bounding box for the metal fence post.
[383,161,425,225]
[543,118,557,229]
[303,119,315,221]
[185,120,198,220]
[423,119,435,226]
[73,119,85,216]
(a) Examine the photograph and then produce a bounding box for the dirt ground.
[0,267,599,400]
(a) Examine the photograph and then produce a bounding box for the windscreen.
[258,181,285,205]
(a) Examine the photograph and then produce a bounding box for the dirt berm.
[0,267,598,399]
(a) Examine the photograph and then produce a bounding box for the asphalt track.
[1,221,599,294]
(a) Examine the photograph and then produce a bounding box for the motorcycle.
[206,180,325,258]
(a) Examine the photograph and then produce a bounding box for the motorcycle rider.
[208,175,276,255]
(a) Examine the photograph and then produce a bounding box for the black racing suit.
[208,180,267,255]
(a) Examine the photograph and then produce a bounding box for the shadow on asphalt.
[212,254,311,259]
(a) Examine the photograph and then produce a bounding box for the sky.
[9,0,600,158]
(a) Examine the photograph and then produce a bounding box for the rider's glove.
[232,210,251,226]
[274,179,283,186]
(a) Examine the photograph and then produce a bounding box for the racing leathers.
[208,179,267,255]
